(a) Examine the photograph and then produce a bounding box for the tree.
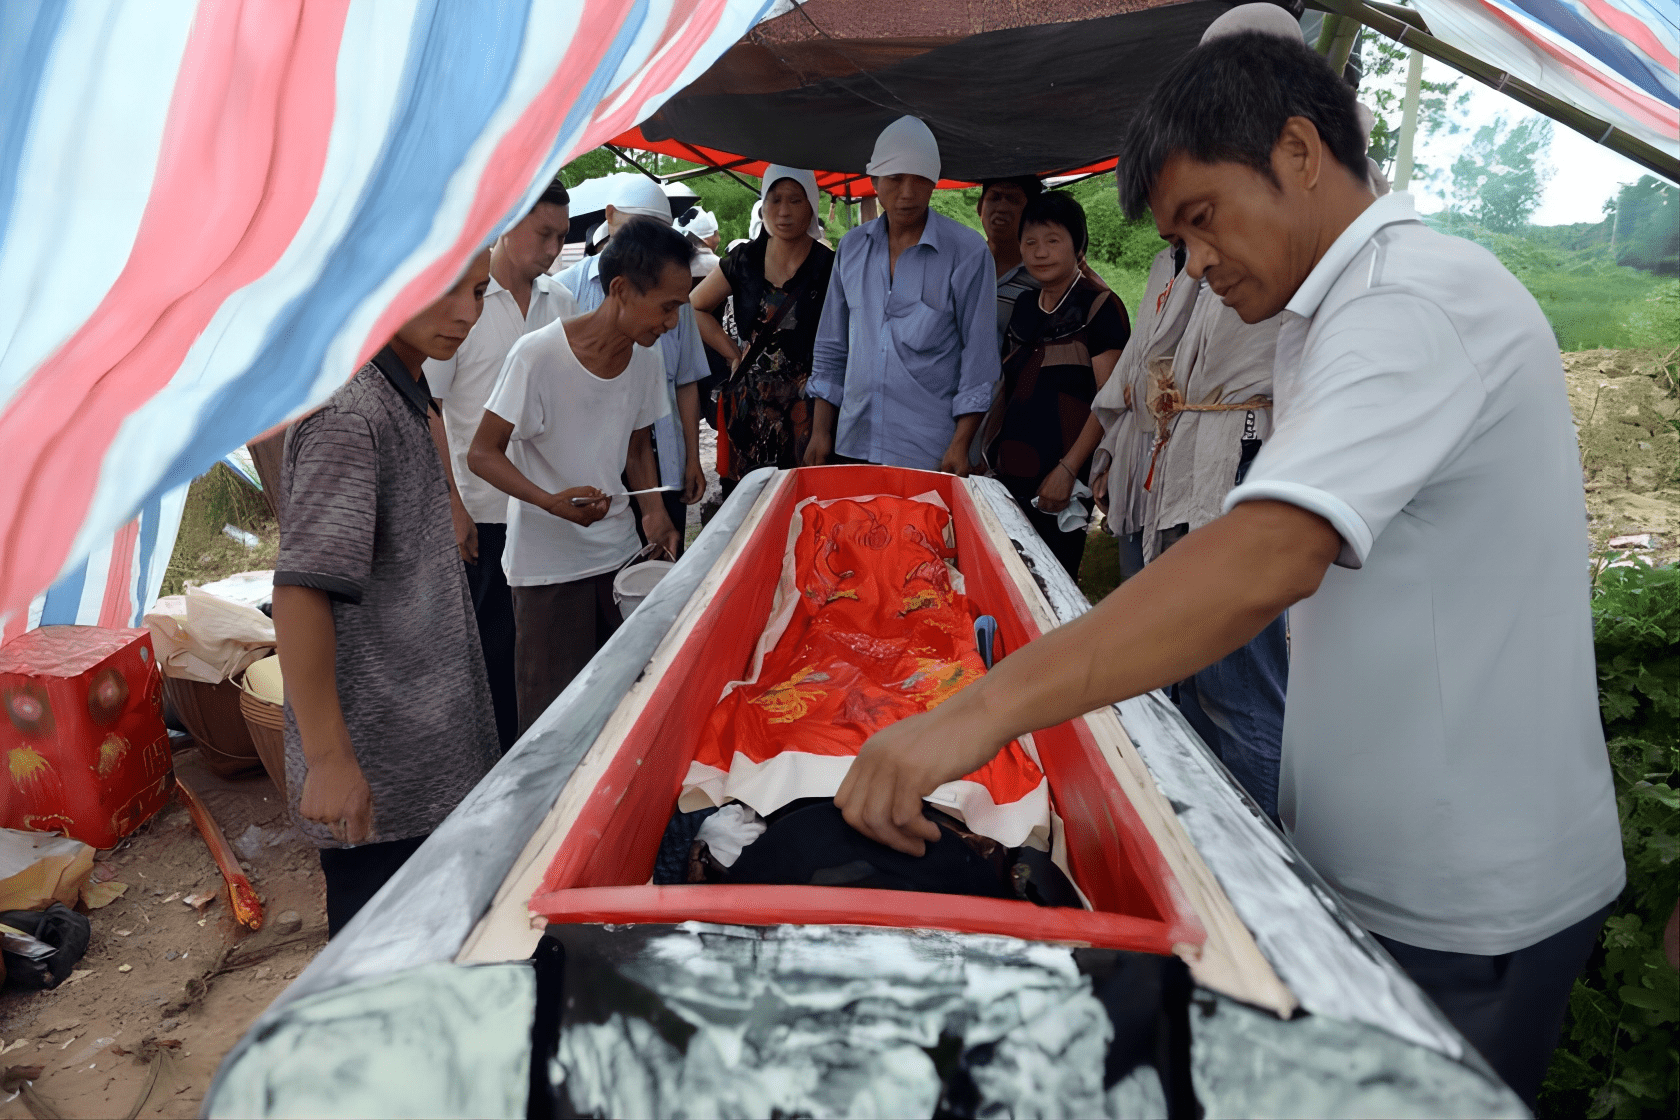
[1608,176,1679,275]
[1450,115,1552,232]
[559,149,618,188]
[1357,32,1468,188]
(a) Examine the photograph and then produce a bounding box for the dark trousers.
[318,834,428,938]
[1131,526,1287,824]
[1173,614,1288,825]
[1375,901,1613,1109]
[512,572,622,736]
[1010,491,1088,580]
[463,522,518,753]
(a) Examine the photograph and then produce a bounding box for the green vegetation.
[1451,116,1553,232]
[1359,33,1469,191]
[1430,214,1680,352]
[160,465,277,598]
[1540,560,1680,1118]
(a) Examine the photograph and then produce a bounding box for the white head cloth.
[608,175,672,222]
[1199,2,1303,43]
[865,116,941,183]
[1199,4,1389,194]
[677,207,719,238]
[759,165,822,238]
[747,200,764,240]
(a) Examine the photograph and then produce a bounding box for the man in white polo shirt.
[424,179,574,751]
[833,31,1623,1108]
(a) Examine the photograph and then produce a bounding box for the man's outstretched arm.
[835,499,1341,854]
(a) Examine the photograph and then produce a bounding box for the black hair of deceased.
[1116,33,1367,219]
[599,216,695,292]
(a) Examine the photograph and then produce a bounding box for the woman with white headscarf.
[691,166,834,495]
[676,207,722,280]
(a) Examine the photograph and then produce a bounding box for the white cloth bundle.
[145,583,275,683]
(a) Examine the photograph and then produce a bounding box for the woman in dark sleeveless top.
[984,191,1130,578]
[693,167,834,496]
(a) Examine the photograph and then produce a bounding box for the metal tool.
[571,485,677,505]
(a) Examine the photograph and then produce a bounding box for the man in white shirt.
[835,32,1623,1108]
[556,176,707,555]
[469,218,691,734]
[423,179,573,750]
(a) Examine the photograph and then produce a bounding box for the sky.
[1401,55,1658,227]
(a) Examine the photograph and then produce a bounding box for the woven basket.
[161,674,264,780]
[238,687,287,802]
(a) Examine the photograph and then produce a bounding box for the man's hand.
[1091,464,1110,514]
[803,430,833,467]
[1036,465,1075,513]
[683,455,707,505]
[938,439,972,478]
[298,753,374,845]
[450,501,478,564]
[836,698,1011,856]
[546,486,609,525]
[642,508,683,559]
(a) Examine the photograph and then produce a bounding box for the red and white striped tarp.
[0,0,773,634]
[1410,0,1678,158]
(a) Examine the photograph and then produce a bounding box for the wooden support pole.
[1393,48,1425,191]
[1307,0,1677,184]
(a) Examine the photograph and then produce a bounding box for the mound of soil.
[1564,349,1680,566]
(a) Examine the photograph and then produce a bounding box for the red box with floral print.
[0,626,171,848]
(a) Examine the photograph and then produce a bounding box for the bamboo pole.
[1393,48,1425,190]
[1307,0,1677,184]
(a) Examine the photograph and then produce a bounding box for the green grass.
[160,464,278,597]
[1427,215,1679,353]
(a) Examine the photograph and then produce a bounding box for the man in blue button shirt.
[805,117,1001,474]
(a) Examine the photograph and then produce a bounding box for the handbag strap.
[729,257,819,382]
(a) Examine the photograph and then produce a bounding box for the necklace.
[1038,277,1077,316]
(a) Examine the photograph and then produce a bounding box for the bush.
[1427,214,1674,351]
[1539,560,1679,1118]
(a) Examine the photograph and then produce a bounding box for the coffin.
[207,467,1525,1118]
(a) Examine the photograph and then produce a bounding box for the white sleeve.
[633,348,673,431]
[482,334,545,443]
[1224,292,1485,568]
[422,354,457,400]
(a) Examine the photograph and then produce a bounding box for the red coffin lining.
[531,466,1203,953]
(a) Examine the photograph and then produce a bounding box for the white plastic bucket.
[613,559,674,619]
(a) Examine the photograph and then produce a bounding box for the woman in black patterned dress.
[693,166,834,497]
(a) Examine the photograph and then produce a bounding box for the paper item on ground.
[0,829,95,913]
[1031,479,1094,533]
[80,880,128,909]
[571,485,677,505]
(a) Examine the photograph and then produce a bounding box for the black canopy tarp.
[630,0,1239,184]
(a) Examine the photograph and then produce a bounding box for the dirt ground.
[1565,348,1680,566]
[0,751,327,1119]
